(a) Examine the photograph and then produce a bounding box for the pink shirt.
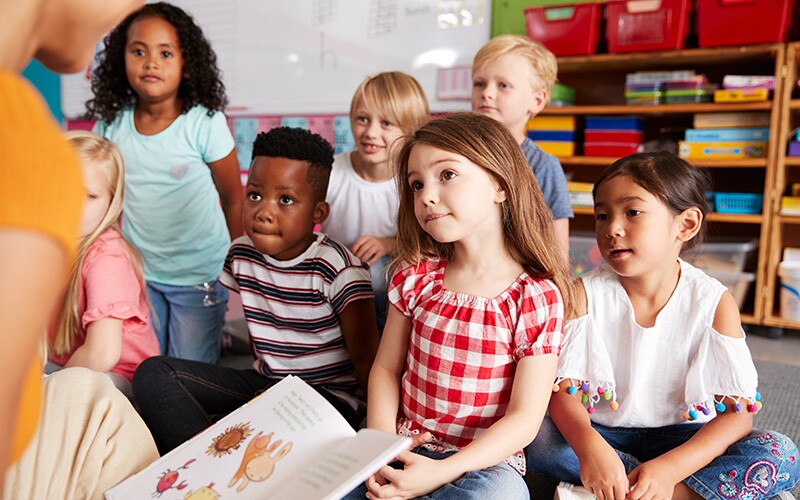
[389,259,564,474]
[49,229,159,380]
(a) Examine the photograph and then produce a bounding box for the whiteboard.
[62,0,490,118]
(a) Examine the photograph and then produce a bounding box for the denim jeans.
[147,279,228,363]
[526,416,800,499]
[132,356,361,454]
[342,447,528,500]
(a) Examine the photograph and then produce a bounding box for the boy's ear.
[313,201,330,225]
[528,88,548,116]
[676,207,702,243]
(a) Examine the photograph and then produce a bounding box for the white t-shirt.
[319,151,398,248]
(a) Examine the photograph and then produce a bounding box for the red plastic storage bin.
[697,0,795,47]
[584,143,642,157]
[606,0,692,53]
[585,130,645,143]
[524,3,603,56]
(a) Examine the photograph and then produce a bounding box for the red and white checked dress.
[389,259,564,474]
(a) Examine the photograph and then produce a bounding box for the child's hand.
[365,450,458,499]
[578,438,628,500]
[626,459,680,500]
[351,236,392,265]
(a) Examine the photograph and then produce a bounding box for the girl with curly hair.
[86,2,242,364]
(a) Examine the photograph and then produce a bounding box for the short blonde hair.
[473,34,558,95]
[349,71,430,135]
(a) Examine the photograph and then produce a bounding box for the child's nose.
[365,120,380,137]
[255,203,274,223]
[420,184,438,205]
[605,218,624,237]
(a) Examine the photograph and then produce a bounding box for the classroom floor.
[747,329,800,367]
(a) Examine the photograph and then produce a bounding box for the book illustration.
[183,483,221,500]
[106,376,411,500]
[228,431,293,492]
[152,459,195,497]
[207,422,254,458]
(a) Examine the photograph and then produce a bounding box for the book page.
[270,429,412,499]
[106,376,356,499]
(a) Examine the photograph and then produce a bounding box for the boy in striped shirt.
[133,127,380,454]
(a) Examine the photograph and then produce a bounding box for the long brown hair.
[393,113,576,317]
[51,131,148,355]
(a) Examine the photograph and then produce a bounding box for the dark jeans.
[132,356,361,454]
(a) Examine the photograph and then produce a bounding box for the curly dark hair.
[85,2,227,123]
[252,127,334,201]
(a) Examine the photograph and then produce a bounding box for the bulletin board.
[61,0,491,118]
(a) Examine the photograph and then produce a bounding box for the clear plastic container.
[683,238,758,273]
[569,233,603,276]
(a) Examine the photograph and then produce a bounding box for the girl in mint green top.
[88,3,242,363]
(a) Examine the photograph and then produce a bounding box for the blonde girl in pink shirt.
[48,131,159,397]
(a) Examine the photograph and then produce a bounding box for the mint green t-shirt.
[95,106,235,285]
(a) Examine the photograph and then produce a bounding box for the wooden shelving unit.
[545,44,787,325]
[763,42,800,331]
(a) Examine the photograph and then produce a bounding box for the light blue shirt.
[95,106,235,285]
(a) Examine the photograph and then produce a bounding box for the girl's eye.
[627,209,642,217]
[595,213,608,221]
[381,120,394,128]
[472,81,485,89]
[131,48,145,56]
[410,180,423,192]
[499,82,510,89]
[279,196,295,205]
[247,193,261,202]
[87,193,98,200]
[355,116,368,124]
[441,170,457,181]
[161,51,172,58]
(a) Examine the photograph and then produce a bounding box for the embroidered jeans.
[527,416,799,499]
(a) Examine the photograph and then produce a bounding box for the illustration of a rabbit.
[228,431,293,492]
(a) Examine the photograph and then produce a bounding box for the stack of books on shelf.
[679,112,769,160]
[527,115,576,157]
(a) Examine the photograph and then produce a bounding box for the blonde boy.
[472,34,572,251]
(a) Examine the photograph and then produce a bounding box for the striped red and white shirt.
[221,233,373,410]
[390,259,564,474]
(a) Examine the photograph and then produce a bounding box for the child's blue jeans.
[342,447,528,500]
[526,416,800,499]
[147,279,228,363]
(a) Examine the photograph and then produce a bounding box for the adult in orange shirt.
[1,0,156,497]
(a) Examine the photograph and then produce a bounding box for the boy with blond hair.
[472,34,572,251]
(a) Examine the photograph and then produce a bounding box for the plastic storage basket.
[524,3,603,56]
[714,192,764,214]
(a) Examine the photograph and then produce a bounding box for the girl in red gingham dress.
[343,113,576,500]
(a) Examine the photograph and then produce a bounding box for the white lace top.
[557,259,760,428]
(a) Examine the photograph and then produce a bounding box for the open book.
[106,375,410,500]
